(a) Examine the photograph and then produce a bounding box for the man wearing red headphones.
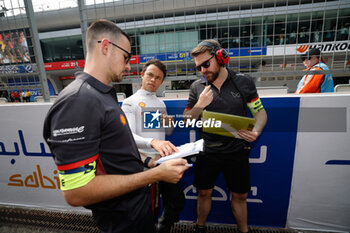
[184,40,267,233]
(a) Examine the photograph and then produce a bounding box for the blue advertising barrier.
[163,97,300,227]
[7,77,56,101]
[0,96,299,228]
[0,64,36,74]
[1,94,349,232]
[228,47,267,57]
[138,46,267,64]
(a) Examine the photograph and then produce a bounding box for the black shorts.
[92,204,156,233]
[193,147,251,193]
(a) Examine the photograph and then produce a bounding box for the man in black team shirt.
[184,40,267,233]
[43,19,189,233]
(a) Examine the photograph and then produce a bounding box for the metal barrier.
[0,98,8,103]
[162,90,190,98]
[117,93,127,101]
[335,84,350,93]
[257,86,289,95]
[34,96,58,103]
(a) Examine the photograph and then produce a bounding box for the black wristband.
[144,157,152,168]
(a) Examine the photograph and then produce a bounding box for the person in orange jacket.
[295,48,334,94]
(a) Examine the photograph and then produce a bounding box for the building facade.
[0,0,349,99]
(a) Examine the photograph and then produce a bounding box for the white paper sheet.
[156,139,204,164]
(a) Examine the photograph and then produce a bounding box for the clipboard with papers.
[201,110,255,138]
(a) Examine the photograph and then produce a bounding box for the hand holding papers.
[156,139,204,164]
[201,110,255,138]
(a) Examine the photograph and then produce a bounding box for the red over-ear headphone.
[198,41,230,66]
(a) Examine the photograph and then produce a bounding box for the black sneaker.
[193,224,207,233]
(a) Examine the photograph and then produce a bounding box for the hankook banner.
[267,40,350,56]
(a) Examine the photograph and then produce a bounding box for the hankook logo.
[297,45,309,53]
[297,41,350,54]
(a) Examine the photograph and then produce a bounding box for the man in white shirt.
[122,59,185,233]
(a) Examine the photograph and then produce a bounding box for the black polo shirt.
[186,68,258,153]
[43,72,150,221]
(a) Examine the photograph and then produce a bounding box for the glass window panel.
[287,13,298,22]
[264,15,274,25]
[325,10,338,19]
[299,12,311,21]
[218,27,229,40]
[177,31,198,51]
[220,39,232,49]
[311,19,323,31]
[229,26,240,37]
[140,31,198,54]
[199,28,207,40]
[274,14,286,22]
[312,11,324,19]
[252,17,263,25]
[287,22,298,44]
[343,9,350,19]
[275,22,286,35]
[40,35,83,62]
[140,34,157,54]
[218,20,228,27]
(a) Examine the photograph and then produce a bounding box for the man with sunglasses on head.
[183,39,267,233]
[122,59,185,233]
[295,48,334,93]
[43,19,189,233]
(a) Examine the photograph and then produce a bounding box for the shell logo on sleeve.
[138,102,146,107]
[120,114,126,125]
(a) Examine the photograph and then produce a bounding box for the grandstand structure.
[1,2,350,232]
[0,0,349,99]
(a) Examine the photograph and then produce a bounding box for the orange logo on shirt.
[120,114,126,125]
[139,102,145,107]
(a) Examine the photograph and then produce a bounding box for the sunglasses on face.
[196,55,215,71]
[97,40,132,64]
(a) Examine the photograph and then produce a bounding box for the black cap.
[308,48,321,56]
[301,48,321,61]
